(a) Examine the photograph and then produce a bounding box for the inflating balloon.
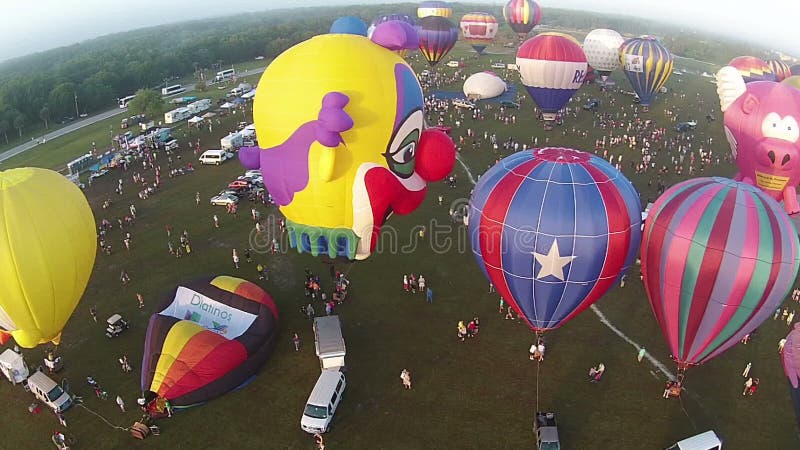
[463,72,506,100]
[716,66,800,214]
[141,276,279,409]
[241,25,456,260]
[459,12,498,55]
[619,36,673,107]
[0,168,96,348]
[469,148,642,333]
[417,16,458,66]
[768,59,793,82]
[728,56,776,83]
[516,33,587,123]
[367,14,417,57]
[782,323,800,429]
[502,0,541,40]
[417,1,452,18]
[582,29,624,82]
[642,177,799,375]
[330,16,368,36]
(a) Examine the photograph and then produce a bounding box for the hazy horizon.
[0,0,797,63]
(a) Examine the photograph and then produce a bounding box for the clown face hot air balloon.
[619,36,673,107]
[516,33,587,123]
[0,168,96,348]
[728,56,776,83]
[582,29,624,82]
[469,148,642,332]
[240,25,456,260]
[141,276,279,409]
[768,59,793,82]
[503,0,542,40]
[417,1,452,18]
[642,177,800,375]
[460,12,498,55]
[417,16,459,67]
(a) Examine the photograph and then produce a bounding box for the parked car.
[583,99,600,111]
[210,193,240,206]
[105,314,130,338]
[491,62,506,69]
[199,149,234,165]
[499,100,520,109]
[675,121,697,132]
[228,179,254,191]
[446,60,460,68]
[534,411,560,450]
[453,99,476,109]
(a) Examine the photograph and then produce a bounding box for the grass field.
[0,39,798,450]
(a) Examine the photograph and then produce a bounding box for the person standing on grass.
[743,377,753,395]
[742,362,752,378]
[89,306,98,323]
[213,214,219,228]
[136,293,144,309]
[293,333,301,352]
[400,369,412,389]
[116,395,125,413]
[637,348,646,363]
[232,249,240,269]
[244,248,252,263]
[418,275,426,294]
[195,192,201,205]
[426,287,433,304]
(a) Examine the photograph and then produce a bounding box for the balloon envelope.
[768,59,792,82]
[469,148,642,332]
[783,323,800,429]
[728,56,776,83]
[141,276,279,408]
[642,177,800,368]
[583,29,624,77]
[417,1,452,18]
[330,16,368,36]
[368,14,415,39]
[503,0,542,38]
[0,168,96,348]
[460,12,498,54]
[463,71,506,99]
[417,16,458,66]
[619,36,673,106]
[516,33,587,121]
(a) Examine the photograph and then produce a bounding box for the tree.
[0,119,9,144]
[127,89,165,119]
[13,113,25,138]
[195,80,208,92]
[48,82,77,119]
[39,105,50,129]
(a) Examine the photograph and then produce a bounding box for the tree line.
[0,3,771,145]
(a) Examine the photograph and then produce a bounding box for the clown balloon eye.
[391,142,415,164]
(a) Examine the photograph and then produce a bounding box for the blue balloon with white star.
[468,147,642,332]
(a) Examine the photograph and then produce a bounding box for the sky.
[0,0,798,62]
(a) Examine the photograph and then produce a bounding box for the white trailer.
[220,132,243,151]
[164,107,191,124]
[0,349,29,385]
[187,99,212,114]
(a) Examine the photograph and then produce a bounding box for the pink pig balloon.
[717,66,800,214]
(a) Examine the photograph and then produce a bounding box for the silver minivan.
[300,370,346,434]
[26,371,72,413]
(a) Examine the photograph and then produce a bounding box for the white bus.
[162,84,186,96]
[213,68,235,83]
[118,95,136,108]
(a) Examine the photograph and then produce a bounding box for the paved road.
[0,67,265,165]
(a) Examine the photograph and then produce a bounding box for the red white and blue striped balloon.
[469,148,642,332]
[516,34,587,122]
[642,177,800,368]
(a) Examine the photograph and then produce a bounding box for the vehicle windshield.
[304,404,328,419]
[47,385,65,402]
[540,442,560,450]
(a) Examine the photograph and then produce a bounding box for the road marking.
[456,154,675,379]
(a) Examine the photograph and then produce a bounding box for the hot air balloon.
[469,148,642,333]
[417,1,452,18]
[728,56,776,83]
[502,0,542,40]
[417,16,459,67]
[783,323,800,428]
[768,59,793,82]
[330,16,368,36]
[516,33,588,125]
[642,177,799,382]
[463,71,507,100]
[240,25,455,260]
[460,12,498,55]
[367,14,415,38]
[619,36,673,108]
[0,168,96,348]
[582,29,624,83]
[141,276,279,410]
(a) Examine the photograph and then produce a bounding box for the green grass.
[0,39,797,450]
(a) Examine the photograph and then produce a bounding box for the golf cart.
[534,411,561,450]
[106,314,130,338]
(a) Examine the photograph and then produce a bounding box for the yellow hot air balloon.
[0,168,96,348]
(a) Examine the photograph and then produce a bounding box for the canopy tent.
[187,116,204,124]
[220,102,235,109]
[201,112,217,119]
[241,90,257,99]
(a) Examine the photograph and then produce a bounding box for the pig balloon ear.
[741,92,760,115]
[370,21,419,51]
[716,66,746,112]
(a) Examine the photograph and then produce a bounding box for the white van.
[313,316,346,370]
[199,149,229,165]
[446,60,460,68]
[26,371,72,413]
[300,370,346,434]
[666,431,722,450]
[0,349,29,384]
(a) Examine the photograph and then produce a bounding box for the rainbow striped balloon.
[768,59,792,82]
[469,148,642,332]
[642,177,799,369]
[417,1,452,19]
[728,56,777,83]
[618,36,673,107]
[502,0,542,39]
